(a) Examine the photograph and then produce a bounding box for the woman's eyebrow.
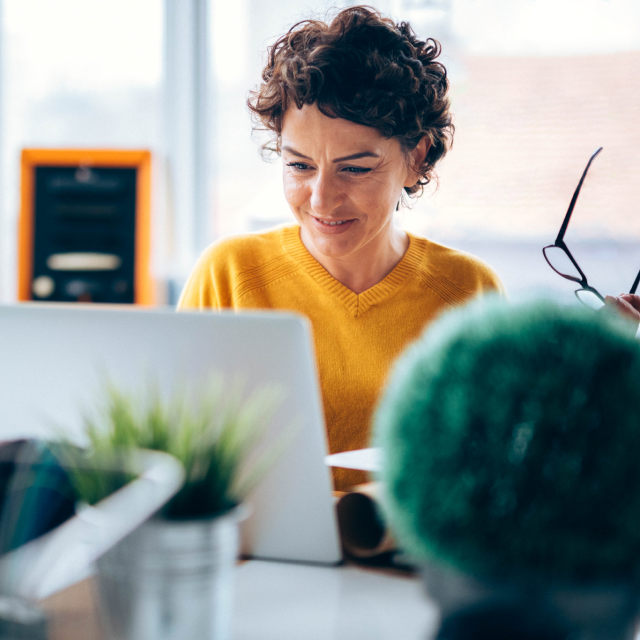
[282,146,380,163]
[333,151,380,162]
[282,146,312,159]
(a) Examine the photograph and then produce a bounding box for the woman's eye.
[286,162,311,172]
[342,166,372,174]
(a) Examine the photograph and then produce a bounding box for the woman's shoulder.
[408,233,505,296]
[200,224,295,268]
[178,225,299,309]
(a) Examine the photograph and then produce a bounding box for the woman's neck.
[300,224,410,294]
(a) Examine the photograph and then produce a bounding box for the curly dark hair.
[247,5,454,196]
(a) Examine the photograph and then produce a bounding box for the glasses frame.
[543,147,640,306]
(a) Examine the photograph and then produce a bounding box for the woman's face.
[281,104,423,262]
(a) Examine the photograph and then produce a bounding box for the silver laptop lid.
[0,304,342,565]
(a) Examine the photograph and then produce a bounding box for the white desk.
[233,561,438,640]
[42,561,439,640]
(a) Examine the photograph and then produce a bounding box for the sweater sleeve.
[473,256,507,297]
[415,238,507,307]
[444,247,506,298]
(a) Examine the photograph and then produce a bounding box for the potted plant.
[375,298,640,640]
[63,377,282,640]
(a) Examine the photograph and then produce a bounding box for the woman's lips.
[310,216,356,234]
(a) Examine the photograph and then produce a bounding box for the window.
[1,0,638,302]
[210,0,640,298]
[0,0,162,301]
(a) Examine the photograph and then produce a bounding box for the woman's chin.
[307,232,361,260]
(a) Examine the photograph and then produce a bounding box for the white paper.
[324,448,381,472]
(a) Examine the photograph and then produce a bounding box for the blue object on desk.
[0,440,75,555]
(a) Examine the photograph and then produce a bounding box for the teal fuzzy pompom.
[375,298,640,582]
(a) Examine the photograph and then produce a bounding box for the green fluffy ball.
[375,298,640,582]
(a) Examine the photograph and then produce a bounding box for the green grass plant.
[62,377,283,519]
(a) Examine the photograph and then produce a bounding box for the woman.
[178,7,500,489]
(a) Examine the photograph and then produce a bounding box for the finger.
[605,295,640,324]
[619,294,640,312]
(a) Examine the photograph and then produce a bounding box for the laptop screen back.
[0,305,341,565]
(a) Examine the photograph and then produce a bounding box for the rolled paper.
[335,483,395,558]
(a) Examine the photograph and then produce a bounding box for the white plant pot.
[96,506,247,640]
[422,560,640,640]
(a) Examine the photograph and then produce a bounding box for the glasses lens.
[576,289,604,310]
[544,246,582,282]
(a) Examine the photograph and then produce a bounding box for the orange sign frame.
[19,148,153,305]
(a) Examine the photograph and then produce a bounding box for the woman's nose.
[309,171,343,216]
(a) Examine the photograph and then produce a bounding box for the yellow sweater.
[178,224,504,489]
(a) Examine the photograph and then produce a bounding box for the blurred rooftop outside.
[409,51,640,244]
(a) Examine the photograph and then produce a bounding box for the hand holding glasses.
[543,147,640,309]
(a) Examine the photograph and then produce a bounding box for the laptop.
[0,304,342,571]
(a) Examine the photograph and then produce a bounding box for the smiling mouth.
[315,218,352,226]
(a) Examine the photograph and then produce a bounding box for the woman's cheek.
[283,177,309,210]
[352,182,390,219]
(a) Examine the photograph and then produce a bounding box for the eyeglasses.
[543,147,640,309]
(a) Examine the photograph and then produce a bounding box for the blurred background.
[0,0,638,305]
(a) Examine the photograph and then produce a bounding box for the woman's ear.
[404,137,431,188]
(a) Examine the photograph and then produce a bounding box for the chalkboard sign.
[19,150,153,304]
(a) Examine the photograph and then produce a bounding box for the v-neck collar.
[280,225,423,317]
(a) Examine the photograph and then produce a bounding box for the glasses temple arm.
[555,147,603,244]
[630,269,640,295]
